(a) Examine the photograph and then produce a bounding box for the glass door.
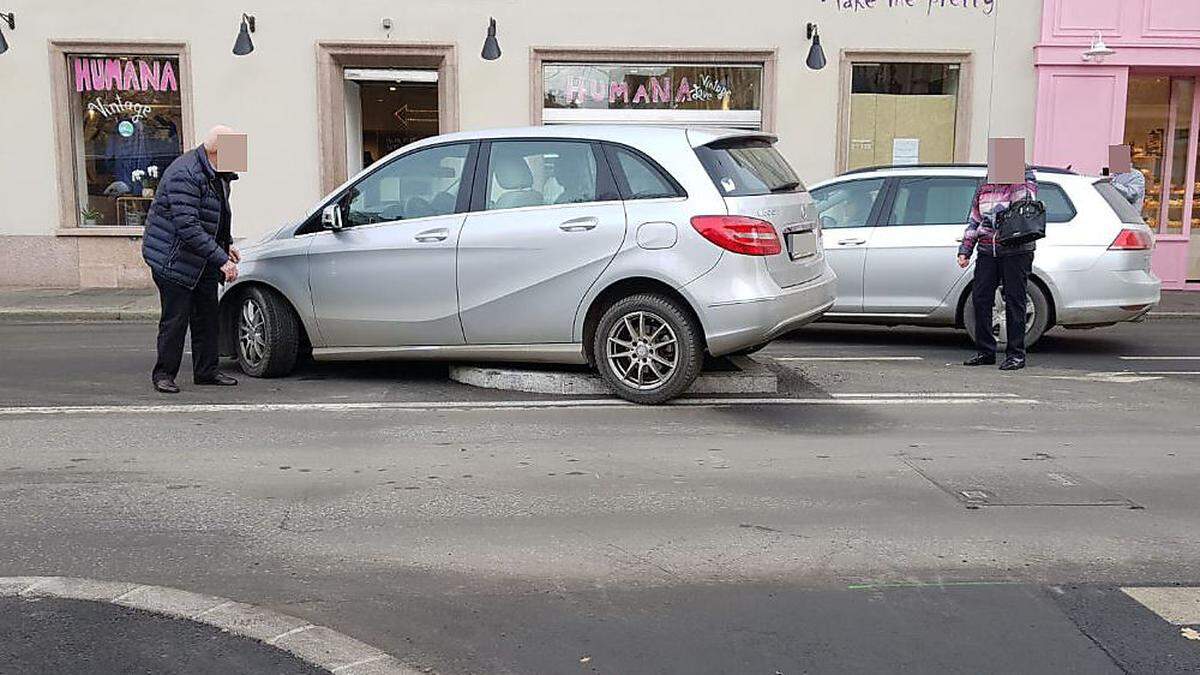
[1125,75,1199,288]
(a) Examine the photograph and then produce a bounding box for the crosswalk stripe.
[1121,587,1200,625]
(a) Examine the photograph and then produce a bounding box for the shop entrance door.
[343,68,439,177]
[1125,75,1199,289]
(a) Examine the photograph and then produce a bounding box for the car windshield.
[695,138,804,197]
[1093,180,1146,225]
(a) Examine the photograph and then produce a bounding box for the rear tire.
[964,282,1051,350]
[593,293,704,405]
[235,286,299,378]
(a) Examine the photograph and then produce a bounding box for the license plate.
[786,230,817,260]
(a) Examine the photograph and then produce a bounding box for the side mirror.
[321,204,343,231]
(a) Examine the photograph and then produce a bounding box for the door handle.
[955,237,964,243]
[559,216,599,232]
[414,228,449,243]
[837,238,867,246]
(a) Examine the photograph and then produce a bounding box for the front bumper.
[686,260,838,356]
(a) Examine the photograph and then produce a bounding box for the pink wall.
[1035,0,1200,171]
[1036,0,1200,288]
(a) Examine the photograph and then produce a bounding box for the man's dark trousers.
[152,271,220,383]
[971,251,1034,360]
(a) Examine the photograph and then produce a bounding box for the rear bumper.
[1053,267,1161,326]
[687,261,837,356]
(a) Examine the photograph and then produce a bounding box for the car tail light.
[690,216,781,256]
[1109,229,1154,251]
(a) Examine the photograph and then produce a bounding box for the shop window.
[1124,76,1196,236]
[66,54,185,228]
[846,62,962,171]
[542,63,763,129]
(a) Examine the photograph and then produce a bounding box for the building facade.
[0,0,1036,288]
[1034,0,1200,290]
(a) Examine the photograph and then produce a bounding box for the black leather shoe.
[153,378,180,394]
[999,357,1026,371]
[963,353,997,366]
[194,373,238,386]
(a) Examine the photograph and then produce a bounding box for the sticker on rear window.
[720,177,736,193]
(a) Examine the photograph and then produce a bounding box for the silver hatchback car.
[808,165,1161,346]
[218,126,836,403]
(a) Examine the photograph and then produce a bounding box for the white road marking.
[1119,356,1200,361]
[831,392,1019,399]
[1122,587,1200,625]
[774,356,924,362]
[1035,372,1163,383]
[0,395,1039,416]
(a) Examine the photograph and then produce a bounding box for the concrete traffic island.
[0,576,419,674]
[449,355,778,396]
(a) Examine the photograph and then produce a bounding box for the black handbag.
[996,198,1047,246]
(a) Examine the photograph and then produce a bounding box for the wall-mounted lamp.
[481,17,501,61]
[0,12,15,56]
[806,22,826,71]
[232,13,256,56]
[1082,31,1115,63]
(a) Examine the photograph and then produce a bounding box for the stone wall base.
[0,235,151,288]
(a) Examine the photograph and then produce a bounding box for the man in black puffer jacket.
[142,126,242,394]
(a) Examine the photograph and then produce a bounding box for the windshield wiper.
[770,181,801,193]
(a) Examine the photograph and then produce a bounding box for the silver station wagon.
[809,165,1161,346]
[219,126,836,403]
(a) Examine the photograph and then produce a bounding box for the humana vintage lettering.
[73,57,179,93]
[86,94,153,123]
[558,76,728,106]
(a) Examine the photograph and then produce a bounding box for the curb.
[449,355,778,396]
[0,576,422,675]
[0,309,158,323]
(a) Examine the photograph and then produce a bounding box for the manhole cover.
[903,456,1138,508]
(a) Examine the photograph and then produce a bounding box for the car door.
[457,139,625,344]
[861,175,981,314]
[306,142,476,347]
[809,178,887,313]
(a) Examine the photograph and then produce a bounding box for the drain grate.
[903,456,1139,508]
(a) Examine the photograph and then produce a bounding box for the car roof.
[841,163,1077,177]
[401,125,774,152]
[810,165,1098,191]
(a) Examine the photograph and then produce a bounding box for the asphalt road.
[0,318,1198,673]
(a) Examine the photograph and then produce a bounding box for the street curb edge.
[0,576,423,675]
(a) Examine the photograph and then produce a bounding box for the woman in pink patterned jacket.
[956,168,1037,371]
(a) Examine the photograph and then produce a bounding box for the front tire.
[235,286,299,378]
[964,282,1051,349]
[593,294,704,405]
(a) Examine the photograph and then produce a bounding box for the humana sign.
[73,57,179,93]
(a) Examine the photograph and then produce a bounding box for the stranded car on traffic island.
[218,126,836,404]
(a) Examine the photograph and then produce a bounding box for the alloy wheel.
[992,290,1036,340]
[238,297,268,368]
[606,311,679,391]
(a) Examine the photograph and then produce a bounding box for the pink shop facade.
[1035,0,1200,290]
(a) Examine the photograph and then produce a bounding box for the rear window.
[695,138,805,197]
[1037,182,1077,223]
[1094,180,1146,225]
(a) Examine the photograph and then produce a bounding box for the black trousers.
[152,271,220,382]
[972,251,1034,360]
